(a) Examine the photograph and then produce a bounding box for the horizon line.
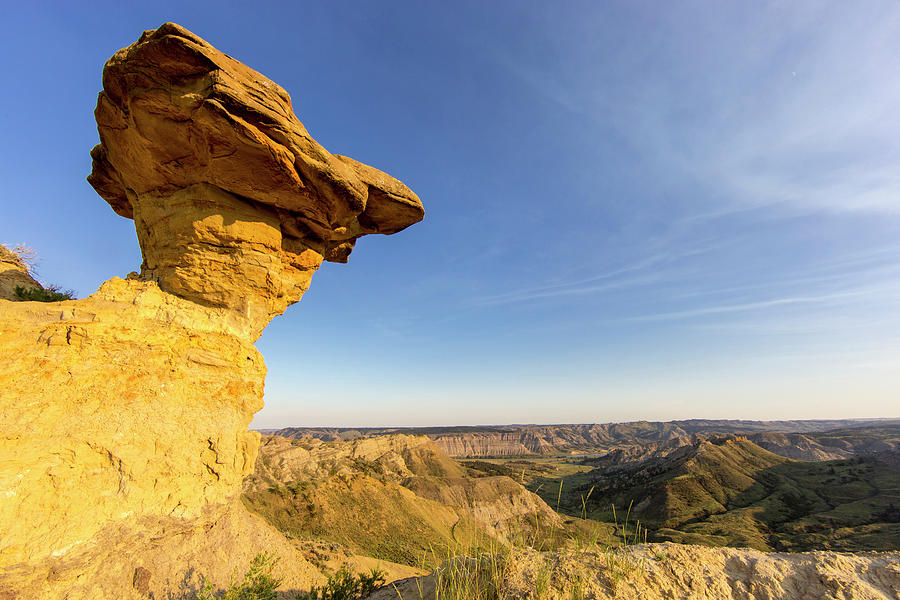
[253,415,900,432]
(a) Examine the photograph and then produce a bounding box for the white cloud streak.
[625,289,873,323]
[490,2,900,215]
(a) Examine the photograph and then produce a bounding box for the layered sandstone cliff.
[276,423,695,457]
[0,22,421,599]
[276,420,897,459]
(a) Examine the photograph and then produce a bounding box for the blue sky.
[2,2,898,427]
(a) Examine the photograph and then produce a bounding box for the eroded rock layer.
[0,22,422,599]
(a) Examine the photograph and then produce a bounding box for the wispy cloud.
[636,7,900,215]
[470,272,661,307]
[467,232,730,307]
[669,245,900,302]
[625,288,874,323]
[488,2,900,216]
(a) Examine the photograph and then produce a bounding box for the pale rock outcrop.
[377,544,900,600]
[401,475,562,539]
[0,280,265,568]
[0,22,422,599]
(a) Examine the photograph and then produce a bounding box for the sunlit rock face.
[0,279,266,567]
[0,22,422,599]
[88,22,423,338]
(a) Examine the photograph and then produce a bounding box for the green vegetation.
[414,516,644,600]
[238,431,899,600]
[296,565,385,600]
[195,555,386,600]
[513,437,900,552]
[197,553,281,600]
[461,456,594,485]
[243,473,495,567]
[14,284,75,302]
[657,453,900,551]
[433,554,507,600]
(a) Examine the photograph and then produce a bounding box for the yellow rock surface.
[0,22,423,599]
[0,278,263,567]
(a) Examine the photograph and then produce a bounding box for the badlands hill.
[243,431,900,599]
[2,22,898,600]
[273,419,900,457]
[529,436,900,553]
[243,435,574,567]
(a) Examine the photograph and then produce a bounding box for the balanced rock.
[88,22,423,337]
[0,23,422,599]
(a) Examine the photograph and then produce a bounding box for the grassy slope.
[524,438,900,552]
[243,436,497,566]
[670,453,900,551]
[244,431,900,560]
[242,435,614,568]
[242,473,484,566]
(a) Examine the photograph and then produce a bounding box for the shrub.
[6,244,76,301]
[197,552,282,600]
[14,284,75,302]
[296,565,386,600]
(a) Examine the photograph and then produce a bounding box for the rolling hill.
[241,434,601,567]
[527,436,900,552]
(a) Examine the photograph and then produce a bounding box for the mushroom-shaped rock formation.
[0,24,422,599]
[88,22,423,337]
